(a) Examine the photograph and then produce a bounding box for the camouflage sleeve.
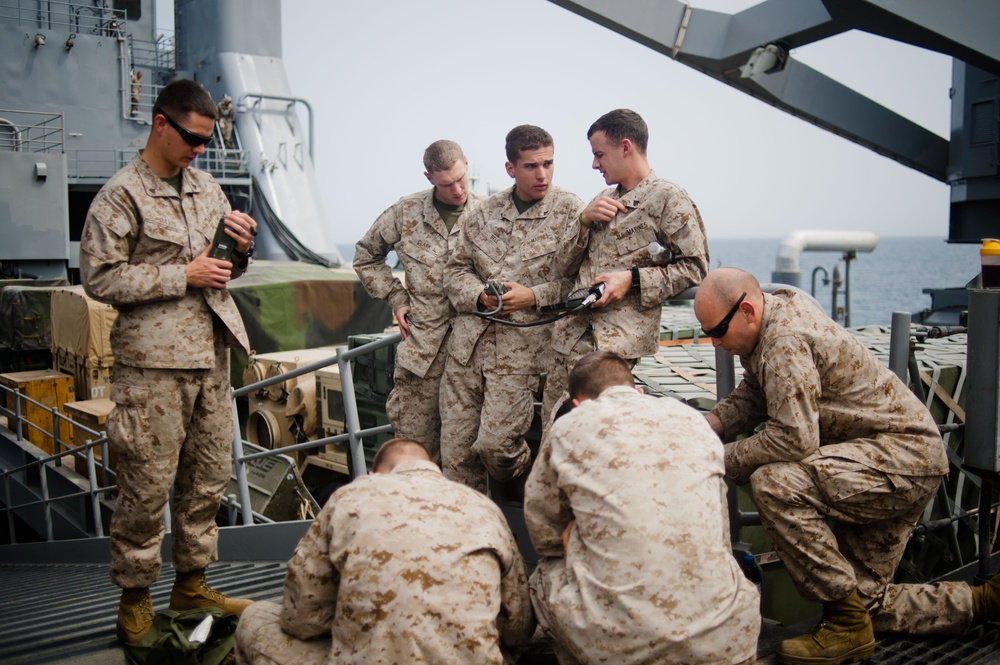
[523,432,574,557]
[279,514,339,640]
[353,203,409,313]
[496,513,536,649]
[723,333,822,483]
[444,211,489,313]
[639,191,709,305]
[79,188,187,306]
[711,369,768,442]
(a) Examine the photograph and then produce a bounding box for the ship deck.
[1,528,999,665]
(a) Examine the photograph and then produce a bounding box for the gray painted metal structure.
[546,0,1000,243]
[0,0,343,282]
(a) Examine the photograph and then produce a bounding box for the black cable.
[472,282,602,327]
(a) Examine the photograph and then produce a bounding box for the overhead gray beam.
[823,0,1000,76]
[547,0,949,181]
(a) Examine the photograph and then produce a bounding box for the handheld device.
[540,282,606,312]
[209,217,236,260]
[483,280,508,296]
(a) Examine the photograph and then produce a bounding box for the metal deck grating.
[0,561,287,665]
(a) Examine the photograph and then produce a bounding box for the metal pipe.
[86,445,104,538]
[39,460,52,541]
[843,251,855,327]
[810,266,829,298]
[979,477,994,582]
[338,352,367,478]
[888,311,912,384]
[715,346,735,400]
[232,396,255,526]
[5,475,15,544]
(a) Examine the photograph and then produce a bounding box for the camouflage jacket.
[279,460,534,664]
[80,153,249,368]
[353,189,484,377]
[444,185,584,371]
[525,386,760,664]
[552,171,709,359]
[711,289,948,484]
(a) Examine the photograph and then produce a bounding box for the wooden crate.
[0,369,76,454]
[55,348,113,401]
[63,398,116,480]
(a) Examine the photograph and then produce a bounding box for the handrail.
[231,333,402,525]
[0,333,404,540]
[236,93,314,159]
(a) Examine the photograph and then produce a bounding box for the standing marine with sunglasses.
[80,78,260,644]
[694,267,1000,665]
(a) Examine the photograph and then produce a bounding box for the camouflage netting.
[228,262,393,386]
[0,281,69,350]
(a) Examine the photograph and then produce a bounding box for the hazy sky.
[270,1,953,245]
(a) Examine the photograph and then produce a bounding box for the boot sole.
[777,640,875,665]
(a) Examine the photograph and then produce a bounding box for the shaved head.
[694,268,765,357]
[372,438,432,473]
[695,268,761,311]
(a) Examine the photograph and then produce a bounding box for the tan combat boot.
[169,568,253,616]
[116,587,154,644]
[972,574,1000,624]
[777,589,875,665]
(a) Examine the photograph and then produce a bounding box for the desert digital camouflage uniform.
[234,459,534,664]
[525,385,761,665]
[709,289,971,634]
[353,188,485,460]
[544,172,709,421]
[440,185,584,492]
[80,152,250,589]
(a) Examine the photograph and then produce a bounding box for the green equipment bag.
[122,607,239,665]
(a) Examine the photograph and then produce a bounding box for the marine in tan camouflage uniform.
[353,140,484,461]
[696,268,1000,665]
[234,438,534,664]
[545,109,709,424]
[526,351,760,665]
[440,125,585,492]
[80,79,257,644]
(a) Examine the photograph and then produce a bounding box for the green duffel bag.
[122,607,238,665]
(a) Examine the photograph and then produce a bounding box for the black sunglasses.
[702,292,747,338]
[157,108,214,147]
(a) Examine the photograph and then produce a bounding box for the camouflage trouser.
[234,601,327,665]
[530,559,758,665]
[107,336,233,589]
[541,334,594,434]
[439,328,535,494]
[385,344,446,463]
[752,457,973,634]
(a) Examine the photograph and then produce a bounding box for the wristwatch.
[233,240,255,261]
[630,266,640,290]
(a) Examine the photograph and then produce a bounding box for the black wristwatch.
[233,240,255,261]
[630,266,640,290]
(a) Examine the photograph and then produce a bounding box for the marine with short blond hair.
[353,140,485,461]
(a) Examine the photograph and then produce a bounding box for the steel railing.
[0,0,125,35]
[0,333,401,543]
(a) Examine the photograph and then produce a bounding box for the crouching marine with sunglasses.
[694,267,1000,665]
[80,78,260,645]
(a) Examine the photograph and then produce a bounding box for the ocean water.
[337,236,981,328]
[708,236,979,326]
